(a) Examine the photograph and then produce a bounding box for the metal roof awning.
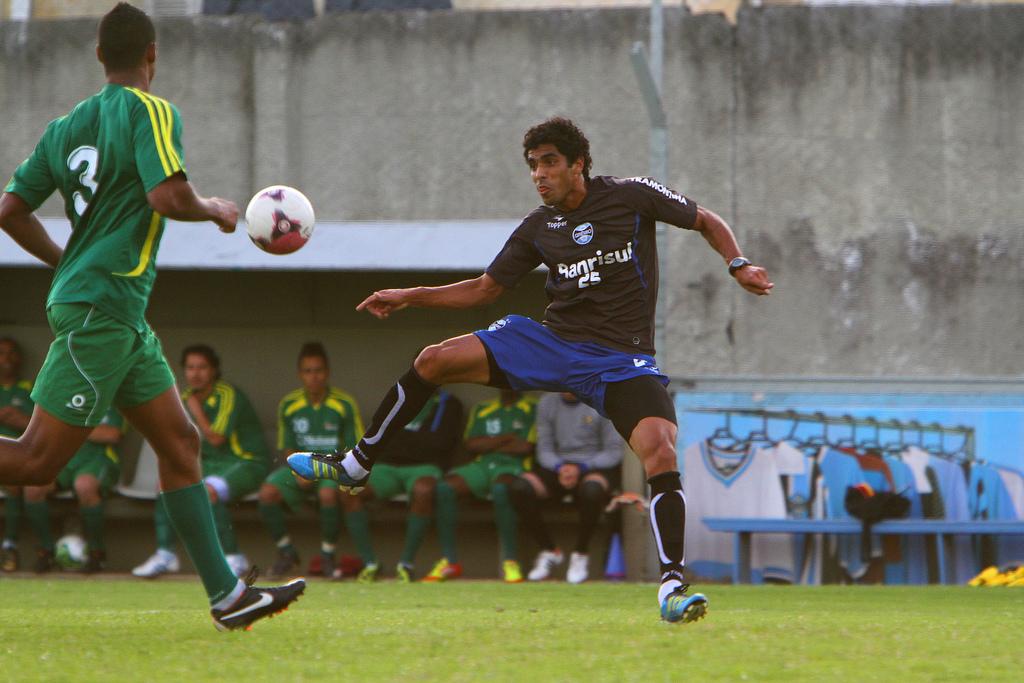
[1,217,524,271]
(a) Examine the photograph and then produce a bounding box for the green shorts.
[32,304,175,427]
[450,454,525,500]
[201,457,267,502]
[369,463,442,501]
[55,449,120,494]
[264,465,339,512]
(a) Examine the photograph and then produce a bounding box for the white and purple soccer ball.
[244,185,316,255]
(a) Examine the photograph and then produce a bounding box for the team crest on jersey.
[572,223,594,245]
[293,417,310,434]
[487,318,509,332]
[547,215,567,230]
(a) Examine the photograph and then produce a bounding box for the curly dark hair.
[297,341,329,368]
[522,117,592,181]
[98,2,155,72]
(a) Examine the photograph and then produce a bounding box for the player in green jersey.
[134,345,271,578]
[23,407,123,573]
[0,337,33,572]
[0,4,303,629]
[258,342,363,579]
[423,389,536,583]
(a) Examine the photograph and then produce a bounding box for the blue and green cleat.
[660,584,708,624]
[286,451,369,494]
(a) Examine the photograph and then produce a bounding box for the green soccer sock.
[491,483,518,561]
[160,484,238,605]
[319,504,341,547]
[80,504,105,552]
[24,501,54,552]
[343,509,376,565]
[399,513,432,567]
[3,493,22,544]
[211,500,239,554]
[258,502,291,550]
[435,481,458,562]
[154,497,176,551]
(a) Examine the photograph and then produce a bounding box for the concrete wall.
[3,7,1021,383]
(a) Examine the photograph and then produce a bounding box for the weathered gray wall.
[2,6,1023,382]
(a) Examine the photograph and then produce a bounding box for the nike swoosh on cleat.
[220,592,273,621]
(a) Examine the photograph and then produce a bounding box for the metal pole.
[628,1,670,582]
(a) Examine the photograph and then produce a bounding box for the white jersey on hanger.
[681,440,794,583]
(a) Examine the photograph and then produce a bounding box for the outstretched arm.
[356,273,506,319]
[147,174,237,233]
[693,206,774,296]
[0,193,62,268]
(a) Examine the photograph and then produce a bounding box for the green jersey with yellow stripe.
[5,83,187,332]
[464,395,538,459]
[0,379,34,438]
[277,387,363,454]
[183,380,270,465]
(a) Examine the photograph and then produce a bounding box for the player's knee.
[23,485,48,502]
[578,480,607,504]
[317,486,338,508]
[73,476,101,505]
[258,483,280,504]
[413,345,446,383]
[410,477,436,503]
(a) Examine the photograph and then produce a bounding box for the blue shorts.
[473,315,669,417]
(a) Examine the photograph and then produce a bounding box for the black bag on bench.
[845,484,911,562]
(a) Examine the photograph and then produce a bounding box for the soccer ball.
[244,185,316,255]
[55,534,87,570]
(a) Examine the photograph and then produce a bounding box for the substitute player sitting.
[259,342,363,579]
[0,337,33,572]
[134,345,270,579]
[341,386,463,583]
[511,392,624,584]
[423,389,534,583]
[23,407,123,573]
[290,117,772,623]
[0,3,303,629]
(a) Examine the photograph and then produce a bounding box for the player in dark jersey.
[0,4,302,630]
[290,117,773,623]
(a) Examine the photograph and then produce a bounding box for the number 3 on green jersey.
[4,84,187,332]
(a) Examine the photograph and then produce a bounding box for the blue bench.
[702,518,1024,585]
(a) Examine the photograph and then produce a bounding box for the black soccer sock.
[648,471,686,580]
[355,366,438,467]
[574,480,609,554]
[509,477,555,551]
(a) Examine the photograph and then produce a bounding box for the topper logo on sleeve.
[547,215,567,230]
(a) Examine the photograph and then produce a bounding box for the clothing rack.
[692,408,976,463]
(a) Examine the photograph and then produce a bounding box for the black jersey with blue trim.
[485,175,698,355]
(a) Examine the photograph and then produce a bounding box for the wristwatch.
[728,256,752,276]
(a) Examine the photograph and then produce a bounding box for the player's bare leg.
[628,416,707,623]
[122,387,304,630]
[0,407,90,485]
[288,334,490,488]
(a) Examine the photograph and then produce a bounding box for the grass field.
[1,578,1022,682]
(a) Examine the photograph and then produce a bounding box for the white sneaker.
[132,549,180,578]
[527,549,564,581]
[225,553,250,577]
[566,552,589,584]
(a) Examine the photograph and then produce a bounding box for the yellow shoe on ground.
[503,559,524,583]
[422,557,462,582]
